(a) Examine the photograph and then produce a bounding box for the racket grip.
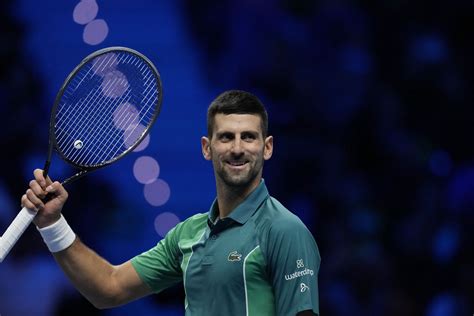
[0,207,37,262]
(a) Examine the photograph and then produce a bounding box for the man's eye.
[242,134,256,141]
[220,134,232,141]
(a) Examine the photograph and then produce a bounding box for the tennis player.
[22,90,321,315]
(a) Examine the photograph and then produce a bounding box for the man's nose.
[231,138,244,154]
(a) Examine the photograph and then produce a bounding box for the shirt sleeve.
[131,224,183,293]
[266,216,321,316]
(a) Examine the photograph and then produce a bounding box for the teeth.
[229,161,245,166]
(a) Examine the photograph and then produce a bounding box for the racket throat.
[42,159,89,187]
[62,170,90,186]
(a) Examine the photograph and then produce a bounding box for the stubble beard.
[213,153,264,190]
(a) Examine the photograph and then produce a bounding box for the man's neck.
[215,178,261,218]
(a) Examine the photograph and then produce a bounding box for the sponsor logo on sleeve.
[284,259,314,281]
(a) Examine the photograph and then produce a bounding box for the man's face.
[202,113,273,189]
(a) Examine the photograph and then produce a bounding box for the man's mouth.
[226,160,248,169]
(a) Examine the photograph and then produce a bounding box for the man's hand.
[21,168,69,228]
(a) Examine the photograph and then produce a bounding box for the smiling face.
[202,113,273,191]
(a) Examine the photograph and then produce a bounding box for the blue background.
[1,0,473,315]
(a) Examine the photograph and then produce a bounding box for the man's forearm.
[52,237,122,309]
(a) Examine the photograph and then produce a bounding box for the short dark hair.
[207,90,268,138]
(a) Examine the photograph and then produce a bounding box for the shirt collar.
[207,179,269,226]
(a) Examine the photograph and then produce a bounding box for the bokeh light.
[92,52,118,76]
[432,224,460,264]
[133,156,160,184]
[83,19,108,45]
[133,133,150,152]
[101,70,129,98]
[113,102,139,130]
[154,212,180,237]
[411,34,447,65]
[446,166,474,212]
[426,292,467,316]
[73,0,98,25]
[144,179,170,207]
[123,124,146,149]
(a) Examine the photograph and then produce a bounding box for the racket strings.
[56,74,126,144]
[55,53,123,141]
[54,51,159,167]
[55,52,132,131]
[106,77,157,160]
[71,68,156,165]
[60,78,149,165]
[58,74,131,159]
[57,78,130,164]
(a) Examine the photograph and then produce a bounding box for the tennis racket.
[0,46,162,262]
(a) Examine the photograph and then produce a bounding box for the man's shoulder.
[168,212,208,240]
[265,196,304,222]
[257,196,319,264]
[256,196,310,235]
[183,212,209,224]
[178,212,208,228]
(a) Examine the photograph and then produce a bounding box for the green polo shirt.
[131,180,320,316]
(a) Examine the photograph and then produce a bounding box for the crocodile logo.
[228,250,242,262]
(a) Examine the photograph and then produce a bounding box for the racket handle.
[0,207,37,262]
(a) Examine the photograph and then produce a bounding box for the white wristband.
[37,215,76,253]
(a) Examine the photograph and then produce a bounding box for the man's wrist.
[36,214,76,253]
[35,214,62,229]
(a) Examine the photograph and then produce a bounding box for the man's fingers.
[46,182,68,201]
[29,179,46,199]
[33,168,53,188]
[21,194,35,210]
[24,189,44,211]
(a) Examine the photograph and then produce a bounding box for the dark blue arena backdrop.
[1,0,473,315]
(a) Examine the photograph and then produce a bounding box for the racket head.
[49,46,162,171]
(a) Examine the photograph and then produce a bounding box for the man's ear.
[201,136,211,160]
[263,136,273,160]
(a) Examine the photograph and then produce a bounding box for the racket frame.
[44,46,163,185]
